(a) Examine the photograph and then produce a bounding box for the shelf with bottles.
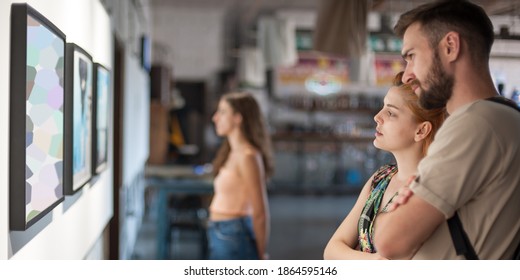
[269,103,378,143]
[271,93,384,113]
[266,91,390,194]
[271,132,374,143]
[268,140,394,195]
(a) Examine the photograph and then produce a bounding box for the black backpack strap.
[512,240,520,260]
[447,212,479,260]
[514,240,520,260]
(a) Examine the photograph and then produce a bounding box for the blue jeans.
[207,216,259,260]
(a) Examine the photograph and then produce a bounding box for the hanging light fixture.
[312,0,368,58]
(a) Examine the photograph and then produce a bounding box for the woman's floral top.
[358,164,398,253]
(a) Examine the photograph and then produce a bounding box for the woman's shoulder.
[240,145,261,159]
[234,146,264,174]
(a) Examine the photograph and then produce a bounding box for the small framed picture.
[92,63,110,174]
[64,43,93,195]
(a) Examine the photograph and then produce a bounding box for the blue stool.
[167,195,208,259]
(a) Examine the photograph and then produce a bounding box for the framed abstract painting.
[9,3,66,230]
[64,43,93,195]
[92,63,110,174]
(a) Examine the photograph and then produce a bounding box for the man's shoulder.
[449,99,520,125]
[469,99,520,115]
[441,99,520,151]
[432,100,509,148]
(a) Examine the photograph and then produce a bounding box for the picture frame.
[9,3,66,230]
[64,43,93,195]
[140,35,151,72]
[92,63,110,174]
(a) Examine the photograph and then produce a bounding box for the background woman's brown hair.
[212,92,274,178]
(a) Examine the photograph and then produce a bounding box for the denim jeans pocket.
[212,221,245,241]
[207,217,257,260]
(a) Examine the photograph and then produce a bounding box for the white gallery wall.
[119,50,150,259]
[106,0,152,259]
[0,0,113,259]
[152,5,226,80]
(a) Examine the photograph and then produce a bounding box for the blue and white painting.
[95,65,109,171]
[72,50,92,190]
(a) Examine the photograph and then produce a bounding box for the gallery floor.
[131,194,357,260]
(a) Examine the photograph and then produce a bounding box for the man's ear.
[415,121,432,142]
[441,31,461,62]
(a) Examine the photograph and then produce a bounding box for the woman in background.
[324,72,446,259]
[208,92,273,260]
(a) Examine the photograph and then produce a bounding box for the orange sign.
[274,54,350,97]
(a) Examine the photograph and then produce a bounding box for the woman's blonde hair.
[212,92,274,178]
[393,71,446,156]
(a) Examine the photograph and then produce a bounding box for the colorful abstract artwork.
[10,3,66,230]
[64,43,93,194]
[92,63,110,174]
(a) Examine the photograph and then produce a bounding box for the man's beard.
[418,50,454,110]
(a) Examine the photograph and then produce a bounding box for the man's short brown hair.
[394,0,494,65]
